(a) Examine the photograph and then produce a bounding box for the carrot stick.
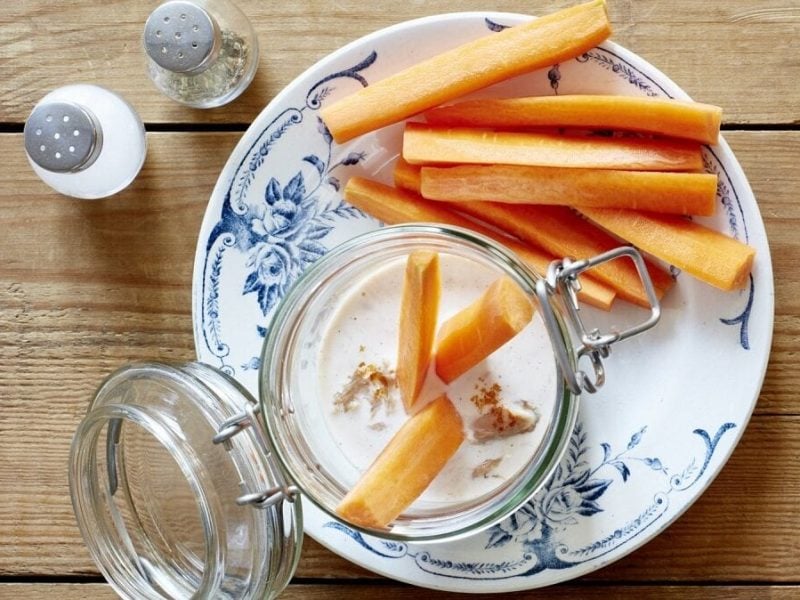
[435,276,534,384]
[320,0,612,143]
[424,95,723,145]
[403,123,704,172]
[389,162,616,309]
[397,251,440,412]
[454,202,674,307]
[579,208,755,290]
[345,176,616,310]
[394,156,422,193]
[420,164,718,216]
[336,394,464,529]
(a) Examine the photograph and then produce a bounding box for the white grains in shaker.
[24,85,147,200]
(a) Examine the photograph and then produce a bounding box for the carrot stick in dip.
[336,394,464,529]
[435,277,534,383]
[397,251,441,412]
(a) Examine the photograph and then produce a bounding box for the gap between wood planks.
[0,123,799,134]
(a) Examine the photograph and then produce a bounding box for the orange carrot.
[403,123,704,172]
[345,176,616,310]
[424,95,723,145]
[455,202,674,307]
[435,276,534,384]
[579,208,755,290]
[397,251,441,412]
[336,394,464,529]
[393,156,422,193]
[320,0,612,143]
[419,164,717,216]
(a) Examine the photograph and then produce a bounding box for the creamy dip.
[317,253,558,510]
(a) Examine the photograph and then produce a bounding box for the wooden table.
[1,1,798,598]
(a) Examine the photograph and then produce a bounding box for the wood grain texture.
[725,131,800,415]
[2,583,800,600]
[3,2,799,596]
[0,128,798,588]
[1,1,798,125]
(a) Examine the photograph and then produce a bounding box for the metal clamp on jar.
[69,225,660,599]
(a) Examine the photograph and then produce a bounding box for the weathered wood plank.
[725,132,800,415]
[0,402,797,579]
[0,1,798,125]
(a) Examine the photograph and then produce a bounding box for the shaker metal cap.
[24,101,101,173]
[144,1,219,74]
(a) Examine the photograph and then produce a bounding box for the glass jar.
[70,225,659,598]
[23,85,146,199]
[143,0,259,108]
[70,361,301,599]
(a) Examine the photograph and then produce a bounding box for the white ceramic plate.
[192,13,774,592]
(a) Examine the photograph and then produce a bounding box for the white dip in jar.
[259,225,578,541]
[317,253,558,510]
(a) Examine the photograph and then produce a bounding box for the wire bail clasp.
[535,246,662,395]
[213,403,299,508]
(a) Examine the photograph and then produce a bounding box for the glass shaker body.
[24,84,146,199]
[144,0,259,108]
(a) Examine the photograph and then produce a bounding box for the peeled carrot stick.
[345,176,616,310]
[420,164,717,216]
[403,123,704,172]
[393,156,422,193]
[320,0,612,143]
[455,202,674,307]
[424,95,723,145]
[336,394,464,529]
[397,251,440,412]
[435,276,534,383]
[579,208,755,290]
[390,163,616,309]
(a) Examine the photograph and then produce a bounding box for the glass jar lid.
[69,362,302,599]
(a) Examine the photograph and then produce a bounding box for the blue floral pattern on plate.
[198,54,377,375]
[193,12,773,592]
[324,421,736,579]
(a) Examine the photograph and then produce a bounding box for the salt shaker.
[143,0,259,108]
[24,85,147,200]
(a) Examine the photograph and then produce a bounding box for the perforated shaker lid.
[144,1,220,73]
[24,101,101,173]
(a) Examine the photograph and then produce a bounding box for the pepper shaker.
[24,85,147,200]
[143,0,259,108]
